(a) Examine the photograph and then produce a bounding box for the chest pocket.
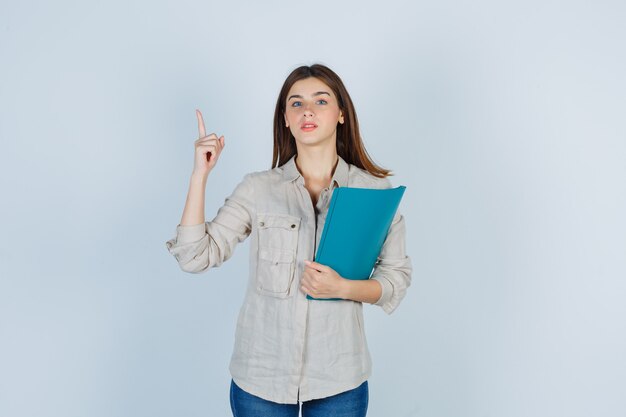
[256,213,301,298]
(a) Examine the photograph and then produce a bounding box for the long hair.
[272,64,392,178]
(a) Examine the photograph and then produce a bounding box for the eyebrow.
[287,91,331,101]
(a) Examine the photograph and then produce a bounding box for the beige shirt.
[165,154,412,404]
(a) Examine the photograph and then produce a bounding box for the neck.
[294,145,339,185]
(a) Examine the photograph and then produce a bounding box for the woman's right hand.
[193,109,225,177]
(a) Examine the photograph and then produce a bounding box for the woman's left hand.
[300,260,347,299]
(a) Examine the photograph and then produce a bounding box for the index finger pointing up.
[196,109,206,139]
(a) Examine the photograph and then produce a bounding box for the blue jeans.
[229,379,369,417]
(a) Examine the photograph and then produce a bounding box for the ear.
[339,111,344,124]
[284,112,289,127]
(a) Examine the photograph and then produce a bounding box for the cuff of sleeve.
[175,222,207,244]
[370,275,393,312]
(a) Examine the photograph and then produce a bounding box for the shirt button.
[291,224,296,228]
[259,221,265,226]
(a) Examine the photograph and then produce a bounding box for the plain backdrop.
[1,1,625,416]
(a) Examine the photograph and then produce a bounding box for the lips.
[301,122,318,131]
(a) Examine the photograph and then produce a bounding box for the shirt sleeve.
[164,173,254,273]
[368,180,413,315]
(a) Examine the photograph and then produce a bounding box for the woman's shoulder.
[347,164,394,189]
[239,160,395,189]
[238,164,289,186]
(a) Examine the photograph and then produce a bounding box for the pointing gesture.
[193,109,225,177]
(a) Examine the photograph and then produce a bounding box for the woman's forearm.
[342,278,382,304]
[180,173,208,226]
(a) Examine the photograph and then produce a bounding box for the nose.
[303,103,314,117]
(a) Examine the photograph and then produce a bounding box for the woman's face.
[283,77,344,148]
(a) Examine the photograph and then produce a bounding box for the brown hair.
[272,63,392,178]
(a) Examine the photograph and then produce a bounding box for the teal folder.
[306,185,406,301]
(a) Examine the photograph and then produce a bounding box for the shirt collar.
[281,154,349,188]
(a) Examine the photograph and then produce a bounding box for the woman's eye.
[290,99,327,107]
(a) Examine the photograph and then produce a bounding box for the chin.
[300,141,328,150]
[295,136,320,145]
[294,133,332,147]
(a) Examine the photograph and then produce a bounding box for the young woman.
[165,63,412,417]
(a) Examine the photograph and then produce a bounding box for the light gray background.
[1,1,625,416]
